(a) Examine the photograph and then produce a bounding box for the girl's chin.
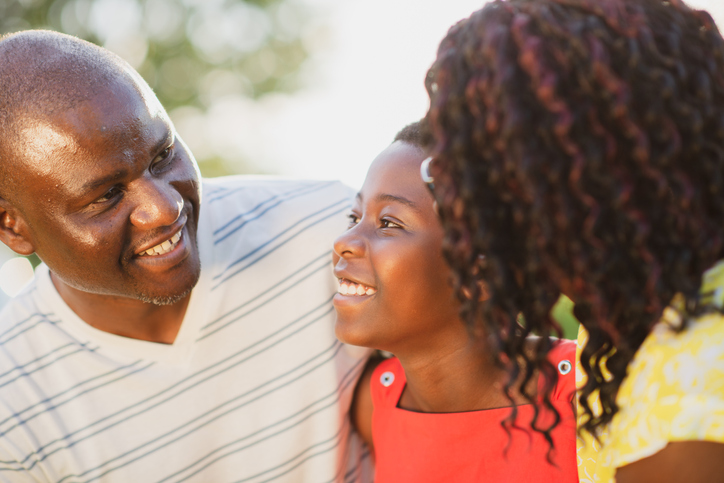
[334,317,377,349]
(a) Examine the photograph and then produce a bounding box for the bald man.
[0,31,370,482]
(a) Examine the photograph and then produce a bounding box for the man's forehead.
[8,78,171,182]
[0,31,168,132]
[0,31,172,201]
[67,78,167,128]
[19,75,166,134]
[17,120,80,176]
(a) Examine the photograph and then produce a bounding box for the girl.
[332,122,578,482]
[423,1,724,482]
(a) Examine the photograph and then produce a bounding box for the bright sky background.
[221,0,723,191]
[1,0,723,303]
[175,0,488,191]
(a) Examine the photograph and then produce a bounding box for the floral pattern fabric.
[576,261,724,482]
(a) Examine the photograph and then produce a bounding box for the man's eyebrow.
[81,170,127,193]
[152,129,174,155]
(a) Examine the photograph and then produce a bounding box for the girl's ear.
[0,199,36,256]
[478,279,490,302]
[460,254,490,301]
[460,279,490,301]
[474,254,489,301]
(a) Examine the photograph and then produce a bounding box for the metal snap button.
[558,360,572,375]
[380,371,395,387]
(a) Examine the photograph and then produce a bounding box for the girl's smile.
[336,278,377,296]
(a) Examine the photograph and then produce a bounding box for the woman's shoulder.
[621,313,724,406]
[604,314,724,469]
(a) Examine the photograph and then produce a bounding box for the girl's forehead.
[356,143,439,224]
[361,142,429,196]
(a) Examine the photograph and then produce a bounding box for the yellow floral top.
[576,261,724,482]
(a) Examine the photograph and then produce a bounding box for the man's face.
[9,77,202,304]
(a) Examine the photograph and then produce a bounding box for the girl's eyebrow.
[356,192,422,213]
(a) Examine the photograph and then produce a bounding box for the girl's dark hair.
[393,119,430,148]
[394,120,425,146]
[425,0,724,440]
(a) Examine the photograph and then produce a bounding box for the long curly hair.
[424,0,724,439]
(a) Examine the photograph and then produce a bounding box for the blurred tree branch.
[0,0,316,176]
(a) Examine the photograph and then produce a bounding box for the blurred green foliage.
[0,0,314,177]
[25,253,42,269]
[551,294,579,340]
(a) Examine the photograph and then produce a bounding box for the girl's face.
[332,141,461,353]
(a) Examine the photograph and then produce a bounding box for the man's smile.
[139,229,182,257]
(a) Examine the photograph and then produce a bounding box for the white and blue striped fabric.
[0,176,371,483]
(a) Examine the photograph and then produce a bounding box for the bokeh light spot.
[0,257,35,298]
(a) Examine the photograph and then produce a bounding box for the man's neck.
[50,272,190,344]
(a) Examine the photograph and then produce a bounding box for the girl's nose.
[333,226,366,259]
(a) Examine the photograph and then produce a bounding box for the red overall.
[370,340,579,482]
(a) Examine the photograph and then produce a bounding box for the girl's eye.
[380,218,402,229]
[347,213,360,227]
[94,186,122,204]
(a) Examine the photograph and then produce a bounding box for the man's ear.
[0,198,35,256]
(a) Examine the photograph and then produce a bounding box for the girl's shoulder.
[542,338,577,402]
[370,356,406,408]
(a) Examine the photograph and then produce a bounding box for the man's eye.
[94,186,122,204]
[152,146,174,171]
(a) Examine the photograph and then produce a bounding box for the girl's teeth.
[337,280,376,296]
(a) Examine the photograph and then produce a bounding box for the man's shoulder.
[197,176,352,290]
[0,278,53,373]
[0,279,42,334]
[202,175,354,202]
[200,175,354,236]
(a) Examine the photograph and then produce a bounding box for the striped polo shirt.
[0,176,371,483]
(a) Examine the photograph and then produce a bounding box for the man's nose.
[129,177,183,230]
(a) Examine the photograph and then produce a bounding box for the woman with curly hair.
[423,0,724,481]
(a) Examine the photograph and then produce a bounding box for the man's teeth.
[141,231,182,256]
[337,279,376,296]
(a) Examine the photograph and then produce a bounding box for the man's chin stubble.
[136,263,201,306]
[138,289,192,306]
